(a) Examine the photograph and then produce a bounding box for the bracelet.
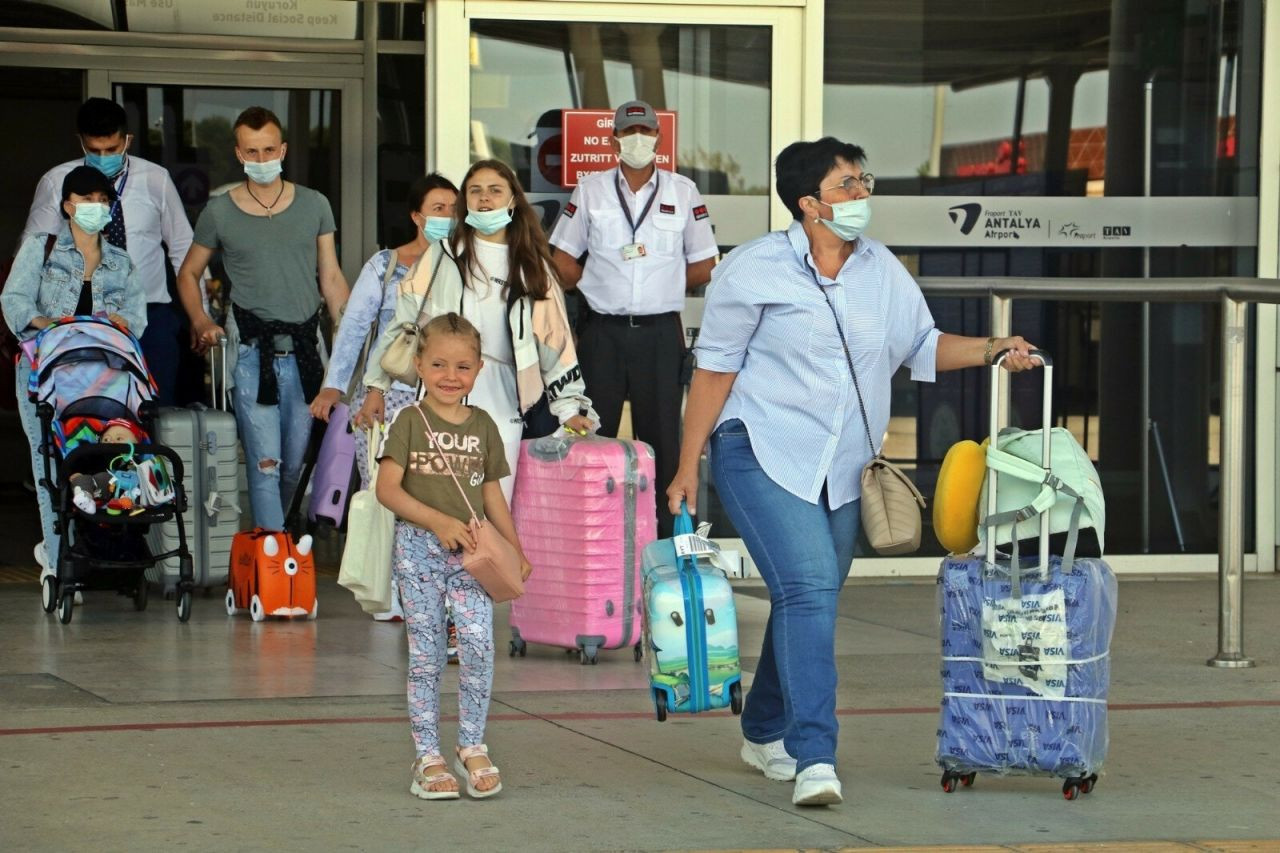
[983,336,996,367]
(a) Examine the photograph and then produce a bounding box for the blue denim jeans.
[232,346,313,531]
[16,358,58,562]
[709,419,859,772]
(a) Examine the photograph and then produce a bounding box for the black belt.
[588,311,678,328]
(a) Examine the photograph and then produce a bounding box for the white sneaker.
[792,763,842,806]
[740,739,797,781]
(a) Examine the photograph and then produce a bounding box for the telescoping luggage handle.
[984,349,1053,579]
[210,335,230,412]
[673,500,714,714]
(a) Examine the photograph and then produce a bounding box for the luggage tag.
[673,532,720,558]
[621,242,647,261]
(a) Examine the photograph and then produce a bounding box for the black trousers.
[578,311,684,538]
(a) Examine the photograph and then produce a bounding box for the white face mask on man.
[617,133,658,169]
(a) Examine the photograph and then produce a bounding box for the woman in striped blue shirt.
[666,137,1038,807]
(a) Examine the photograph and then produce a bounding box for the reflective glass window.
[823,0,1262,555]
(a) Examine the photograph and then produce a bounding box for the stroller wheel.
[177,590,192,623]
[41,575,57,614]
[133,581,149,612]
[58,590,74,624]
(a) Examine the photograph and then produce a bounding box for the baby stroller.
[27,316,194,623]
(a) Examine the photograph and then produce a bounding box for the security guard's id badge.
[621,242,647,261]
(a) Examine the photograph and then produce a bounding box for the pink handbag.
[415,406,523,603]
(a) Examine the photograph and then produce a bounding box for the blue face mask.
[243,159,283,185]
[465,205,513,236]
[818,198,871,242]
[71,202,112,235]
[85,151,125,179]
[422,216,454,241]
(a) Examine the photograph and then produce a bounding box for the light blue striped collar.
[785,220,871,287]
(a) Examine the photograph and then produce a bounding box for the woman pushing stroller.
[1,164,147,588]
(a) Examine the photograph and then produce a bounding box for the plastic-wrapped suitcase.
[307,402,359,528]
[641,505,742,720]
[936,350,1117,799]
[508,434,655,663]
[147,344,241,593]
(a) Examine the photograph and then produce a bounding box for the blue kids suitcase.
[935,350,1117,800]
[641,505,743,720]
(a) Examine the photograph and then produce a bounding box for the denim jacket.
[321,248,407,395]
[1,223,147,340]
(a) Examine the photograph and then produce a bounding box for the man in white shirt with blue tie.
[20,97,197,406]
[550,100,718,536]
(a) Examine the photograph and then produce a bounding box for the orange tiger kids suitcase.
[227,529,318,621]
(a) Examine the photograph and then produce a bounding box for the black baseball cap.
[62,165,118,202]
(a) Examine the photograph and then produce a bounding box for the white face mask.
[617,133,658,169]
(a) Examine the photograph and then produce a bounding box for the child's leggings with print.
[394,520,494,758]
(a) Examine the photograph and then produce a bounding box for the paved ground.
[2,567,1277,852]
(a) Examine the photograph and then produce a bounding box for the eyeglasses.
[814,173,875,197]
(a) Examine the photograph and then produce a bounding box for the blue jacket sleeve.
[1,233,50,337]
[324,250,394,394]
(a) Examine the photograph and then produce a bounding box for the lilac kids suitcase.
[509,434,656,664]
[307,402,359,528]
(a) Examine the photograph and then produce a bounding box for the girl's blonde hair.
[416,311,482,358]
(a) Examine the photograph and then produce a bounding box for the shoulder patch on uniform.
[659,203,676,215]
[692,204,709,220]
[562,202,577,218]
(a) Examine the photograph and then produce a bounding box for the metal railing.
[917,276,1280,669]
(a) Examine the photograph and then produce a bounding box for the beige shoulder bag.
[813,281,925,555]
[379,246,446,386]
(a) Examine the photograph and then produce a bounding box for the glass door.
[432,2,809,550]
[104,71,363,284]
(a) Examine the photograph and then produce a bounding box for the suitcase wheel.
[579,645,598,665]
[633,642,643,662]
[940,770,974,793]
[225,589,239,616]
[1062,773,1097,800]
[653,688,668,722]
[509,638,527,658]
[730,680,743,715]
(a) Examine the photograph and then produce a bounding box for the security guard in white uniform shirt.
[551,100,718,536]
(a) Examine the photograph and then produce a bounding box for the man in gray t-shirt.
[176,105,349,531]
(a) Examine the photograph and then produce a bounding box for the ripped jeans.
[232,345,314,530]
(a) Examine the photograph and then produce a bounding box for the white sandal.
[454,744,503,799]
[410,755,460,800]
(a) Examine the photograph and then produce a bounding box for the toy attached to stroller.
[26,316,194,623]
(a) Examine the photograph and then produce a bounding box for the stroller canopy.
[27,317,158,454]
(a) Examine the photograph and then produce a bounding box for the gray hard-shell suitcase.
[147,345,241,592]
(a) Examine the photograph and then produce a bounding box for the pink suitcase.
[307,402,358,528]
[509,435,656,664]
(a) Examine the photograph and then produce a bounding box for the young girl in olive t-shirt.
[376,312,532,801]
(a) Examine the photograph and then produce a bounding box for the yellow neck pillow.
[933,438,988,554]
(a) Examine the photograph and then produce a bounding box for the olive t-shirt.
[192,185,334,323]
[378,402,510,524]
